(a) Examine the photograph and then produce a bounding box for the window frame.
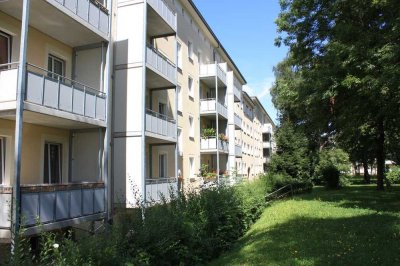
[0,31,11,65]
[188,41,193,61]
[189,115,194,139]
[189,157,195,178]
[43,142,62,184]
[177,127,183,155]
[177,85,183,112]
[177,42,182,69]
[48,54,65,80]
[158,153,167,178]
[188,76,194,98]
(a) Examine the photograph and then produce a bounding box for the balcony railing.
[0,183,106,228]
[200,98,228,118]
[0,63,107,122]
[235,144,242,157]
[233,77,242,102]
[234,113,242,129]
[263,142,271,149]
[145,177,178,202]
[146,45,176,85]
[145,109,176,140]
[147,0,177,31]
[55,0,109,34]
[199,64,227,85]
[200,137,229,153]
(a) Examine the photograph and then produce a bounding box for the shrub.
[13,180,269,265]
[315,148,351,189]
[386,166,400,184]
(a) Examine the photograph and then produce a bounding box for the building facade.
[0,0,275,245]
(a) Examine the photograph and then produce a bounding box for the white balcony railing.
[145,109,176,140]
[200,98,228,118]
[145,177,178,202]
[262,124,273,133]
[199,63,227,85]
[55,0,109,34]
[263,141,271,149]
[19,182,105,227]
[147,0,177,31]
[234,113,242,129]
[146,45,176,85]
[235,144,242,157]
[200,138,229,153]
[0,63,107,122]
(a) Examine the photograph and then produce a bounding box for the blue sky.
[193,0,288,124]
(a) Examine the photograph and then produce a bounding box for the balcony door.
[44,143,62,184]
[159,154,167,178]
[48,54,65,79]
[0,31,11,67]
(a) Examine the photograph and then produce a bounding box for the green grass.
[210,185,400,266]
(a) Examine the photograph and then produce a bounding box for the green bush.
[386,166,400,184]
[315,148,351,189]
[12,179,268,265]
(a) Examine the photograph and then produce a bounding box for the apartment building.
[0,0,112,243]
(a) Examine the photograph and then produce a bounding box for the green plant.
[386,166,400,184]
[201,128,216,139]
[218,133,229,142]
[315,148,351,189]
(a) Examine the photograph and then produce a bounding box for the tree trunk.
[376,119,385,190]
[362,159,370,184]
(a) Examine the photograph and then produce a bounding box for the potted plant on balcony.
[218,133,229,150]
[201,128,216,149]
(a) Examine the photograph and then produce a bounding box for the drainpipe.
[12,0,30,254]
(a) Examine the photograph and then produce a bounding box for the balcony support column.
[215,62,220,184]
[12,0,30,254]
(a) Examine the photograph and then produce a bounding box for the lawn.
[210,185,400,266]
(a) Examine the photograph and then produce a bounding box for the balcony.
[0,63,107,127]
[0,183,105,236]
[200,138,229,154]
[233,77,242,102]
[147,0,177,36]
[145,109,176,142]
[235,144,242,158]
[145,178,178,203]
[234,113,242,129]
[200,99,228,119]
[146,45,177,88]
[199,63,227,88]
[0,187,12,237]
[0,0,109,47]
[263,124,273,134]
[263,142,271,149]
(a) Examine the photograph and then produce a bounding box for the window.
[188,76,194,98]
[158,102,166,116]
[189,116,194,138]
[177,85,183,112]
[44,143,62,184]
[159,154,167,178]
[189,157,195,178]
[177,42,182,69]
[48,54,65,79]
[178,128,183,155]
[0,138,5,184]
[0,31,11,66]
[197,51,201,64]
[188,41,193,60]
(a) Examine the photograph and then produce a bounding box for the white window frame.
[188,76,194,98]
[0,31,11,65]
[177,85,183,112]
[44,142,62,184]
[48,54,65,79]
[188,41,193,60]
[158,153,167,178]
[177,42,182,69]
[177,128,183,155]
[0,137,5,184]
[189,115,194,138]
[189,157,195,178]
[158,101,167,116]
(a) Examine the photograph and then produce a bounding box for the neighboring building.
[0,0,112,243]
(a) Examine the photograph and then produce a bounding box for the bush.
[315,148,351,189]
[386,166,400,184]
[12,179,268,265]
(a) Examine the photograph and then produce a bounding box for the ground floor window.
[44,143,62,184]
[0,137,5,184]
[189,157,195,178]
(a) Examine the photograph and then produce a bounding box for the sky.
[193,0,288,124]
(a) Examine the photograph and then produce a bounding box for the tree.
[274,0,400,190]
